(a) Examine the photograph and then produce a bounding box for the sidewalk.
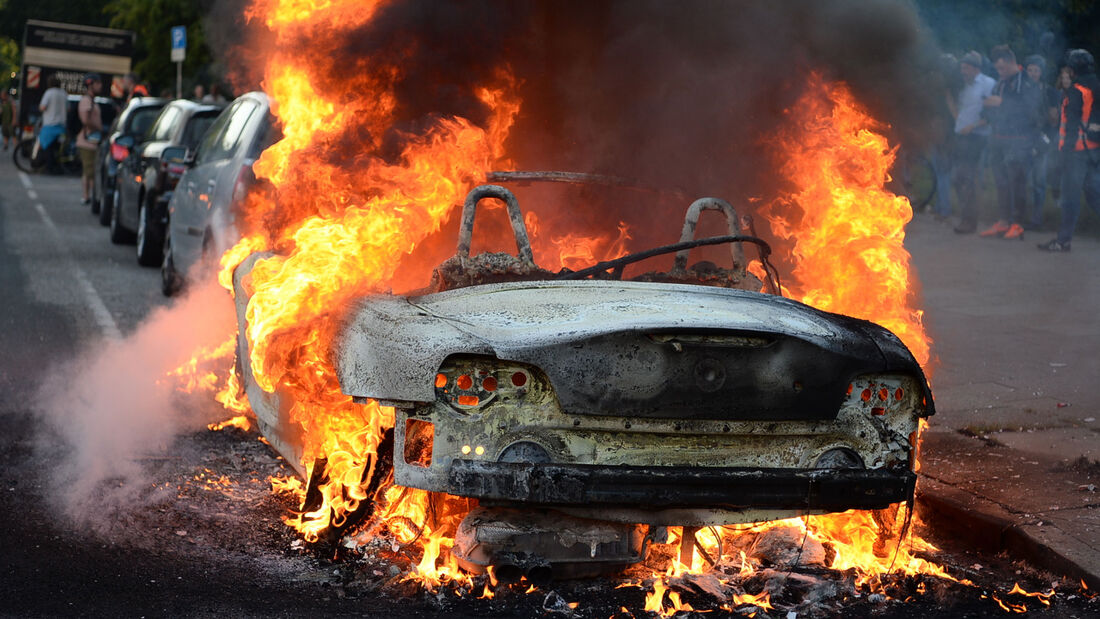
[904,213,1100,588]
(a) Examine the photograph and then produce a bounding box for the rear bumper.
[448,460,915,511]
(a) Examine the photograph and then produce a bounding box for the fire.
[760,74,930,367]
[220,0,519,553]
[203,0,950,609]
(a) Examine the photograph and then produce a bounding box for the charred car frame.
[232,176,933,576]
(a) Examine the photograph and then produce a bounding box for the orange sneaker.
[979,221,1010,237]
[1003,223,1025,239]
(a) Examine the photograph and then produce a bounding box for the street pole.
[176,61,181,99]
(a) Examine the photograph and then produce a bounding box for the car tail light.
[110,141,129,162]
[845,374,923,417]
[434,358,535,412]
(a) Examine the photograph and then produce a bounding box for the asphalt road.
[2,155,1095,618]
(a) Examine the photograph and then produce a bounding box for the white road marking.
[27,189,37,200]
[19,171,122,340]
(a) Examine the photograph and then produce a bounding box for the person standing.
[979,45,1042,240]
[1,91,14,151]
[1024,55,1060,229]
[76,74,103,206]
[121,72,149,105]
[1038,49,1100,252]
[37,75,68,175]
[953,51,996,234]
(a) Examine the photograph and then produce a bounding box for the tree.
[104,0,214,95]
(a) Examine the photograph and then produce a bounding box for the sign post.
[171,26,186,99]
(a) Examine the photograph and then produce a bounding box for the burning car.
[231,177,933,577]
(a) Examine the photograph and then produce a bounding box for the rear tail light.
[434,358,535,412]
[845,374,923,417]
[110,141,129,161]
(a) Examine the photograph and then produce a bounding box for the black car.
[91,96,166,224]
[110,99,226,265]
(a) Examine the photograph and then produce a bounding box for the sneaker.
[80,198,91,206]
[979,221,1010,237]
[954,220,977,234]
[1003,223,1025,239]
[1036,239,1071,252]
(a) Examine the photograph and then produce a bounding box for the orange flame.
[223,0,519,552]
[760,74,930,367]
[216,0,949,603]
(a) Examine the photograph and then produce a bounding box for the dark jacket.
[986,70,1043,140]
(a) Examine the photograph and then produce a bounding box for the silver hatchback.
[161,91,277,295]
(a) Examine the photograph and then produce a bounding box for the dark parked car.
[162,91,277,295]
[230,180,934,575]
[110,99,226,265]
[91,96,166,224]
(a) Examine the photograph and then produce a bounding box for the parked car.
[110,99,226,265]
[90,96,166,223]
[229,181,935,574]
[161,91,277,295]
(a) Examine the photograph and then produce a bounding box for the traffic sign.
[171,26,186,62]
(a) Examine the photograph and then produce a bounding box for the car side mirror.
[160,146,189,165]
[114,134,136,149]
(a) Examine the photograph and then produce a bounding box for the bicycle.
[12,117,82,176]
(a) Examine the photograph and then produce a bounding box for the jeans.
[1056,150,1100,244]
[1027,148,1050,226]
[930,143,952,216]
[953,134,988,225]
[988,137,1033,224]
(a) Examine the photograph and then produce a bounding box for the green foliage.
[104,0,213,95]
[0,36,18,89]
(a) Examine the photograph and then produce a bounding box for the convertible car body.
[232,178,933,574]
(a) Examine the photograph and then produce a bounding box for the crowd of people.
[928,45,1100,253]
[9,71,230,204]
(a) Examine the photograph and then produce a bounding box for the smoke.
[33,279,237,528]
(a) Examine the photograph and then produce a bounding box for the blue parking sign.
[171,26,186,62]
[171,26,186,50]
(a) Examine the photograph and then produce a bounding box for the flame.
[207,415,252,432]
[1007,582,1053,606]
[220,0,520,547]
[759,74,929,367]
[212,0,950,606]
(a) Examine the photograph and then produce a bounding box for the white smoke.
[34,277,239,525]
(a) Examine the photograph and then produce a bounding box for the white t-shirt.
[39,87,67,127]
[955,73,995,136]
